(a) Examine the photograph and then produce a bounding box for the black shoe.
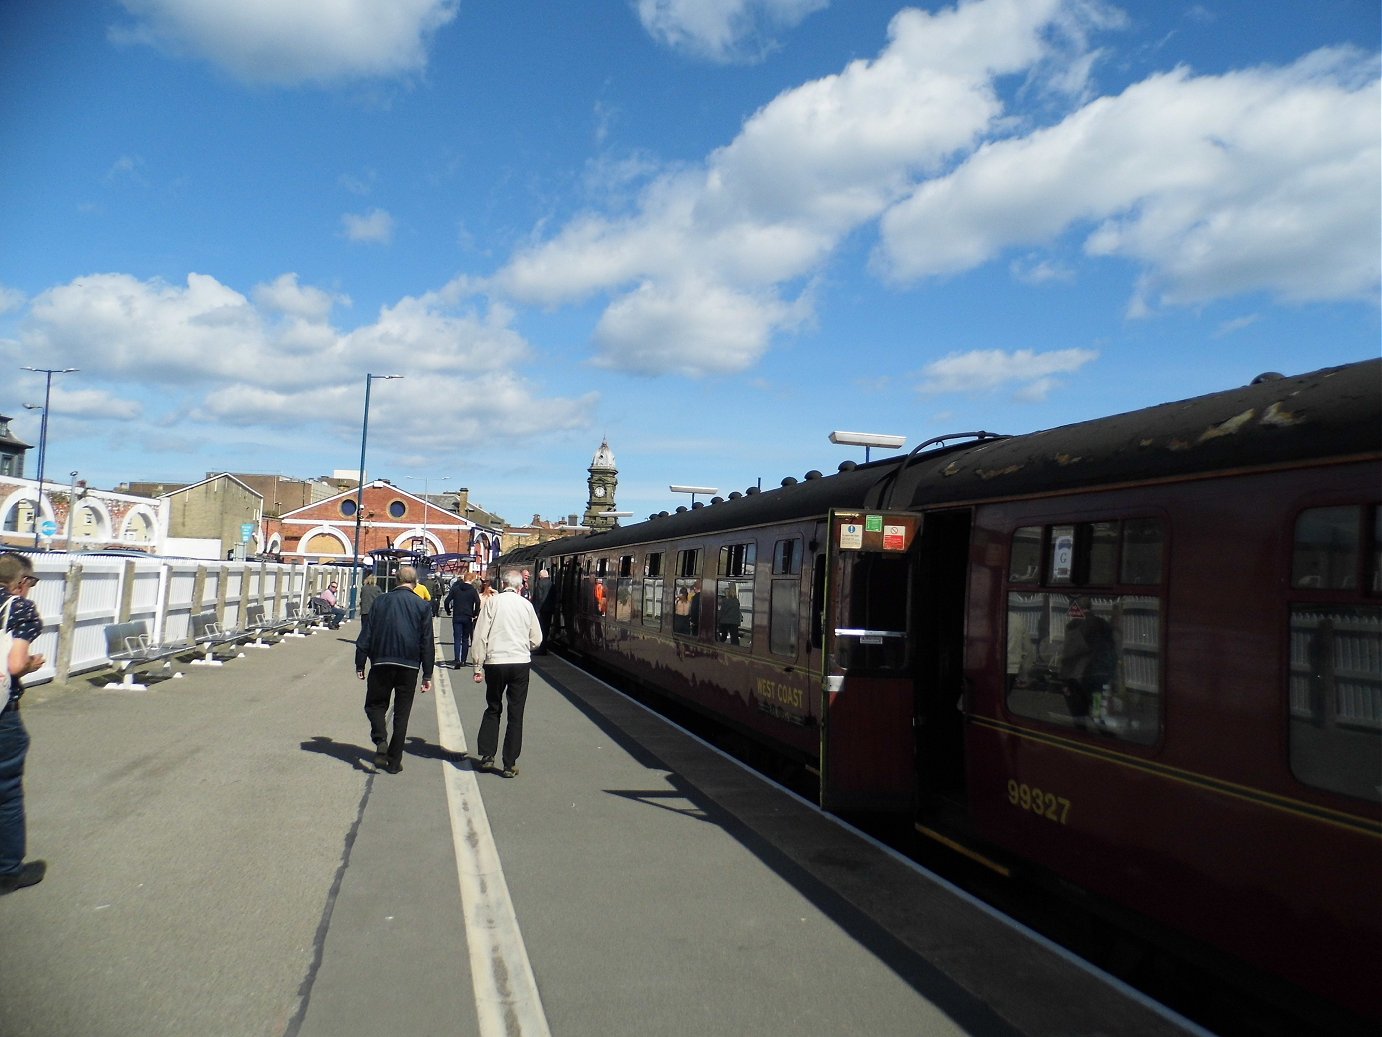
[385,760,402,774]
[0,860,46,894]
[478,756,494,771]
[501,765,519,779]
[373,741,388,768]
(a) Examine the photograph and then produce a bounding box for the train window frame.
[618,555,634,578]
[676,548,701,578]
[645,552,663,578]
[1004,516,1166,745]
[1286,503,1382,803]
[773,538,802,576]
[719,541,756,578]
[595,557,610,577]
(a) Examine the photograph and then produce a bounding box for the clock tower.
[583,438,618,531]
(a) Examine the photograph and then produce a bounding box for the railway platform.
[0,620,1202,1036]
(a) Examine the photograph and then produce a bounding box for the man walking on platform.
[444,573,481,668]
[355,565,434,774]
[472,570,542,778]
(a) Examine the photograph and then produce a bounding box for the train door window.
[593,557,610,616]
[835,552,910,672]
[616,555,635,622]
[1005,517,1165,746]
[642,552,664,627]
[716,542,755,648]
[673,548,701,636]
[810,553,826,650]
[1288,505,1382,802]
[769,538,802,657]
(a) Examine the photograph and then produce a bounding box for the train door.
[911,509,972,810]
[820,509,922,813]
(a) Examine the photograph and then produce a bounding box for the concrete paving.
[0,621,1196,1037]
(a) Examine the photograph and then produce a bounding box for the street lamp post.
[21,366,78,546]
[350,373,403,617]
[66,469,79,547]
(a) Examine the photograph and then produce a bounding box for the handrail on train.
[877,430,1006,510]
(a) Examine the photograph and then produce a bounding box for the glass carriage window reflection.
[673,548,702,636]
[1292,506,1361,590]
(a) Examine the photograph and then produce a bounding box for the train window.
[1121,519,1164,585]
[836,553,910,672]
[641,573,663,627]
[676,549,700,577]
[1292,507,1361,589]
[1005,592,1161,745]
[719,542,756,578]
[673,550,703,636]
[716,580,752,648]
[773,538,802,575]
[769,579,798,657]
[595,557,610,577]
[1288,604,1382,802]
[1009,527,1042,583]
[615,573,633,622]
[645,552,663,578]
[619,555,634,578]
[1086,522,1119,585]
[810,554,826,650]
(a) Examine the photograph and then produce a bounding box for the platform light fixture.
[350,373,403,617]
[403,474,450,554]
[828,430,906,463]
[21,365,79,546]
[669,484,719,506]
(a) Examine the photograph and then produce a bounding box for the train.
[503,359,1381,1025]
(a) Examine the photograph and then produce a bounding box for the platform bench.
[102,620,185,691]
[188,610,248,666]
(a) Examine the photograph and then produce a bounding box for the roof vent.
[746,486,759,495]
[728,491,742,500]
[676,505,688,513]
[710,496,724,505]
[691,501,704,509]
[1251,371,1285,384]
[804,470,822,480]
[781,476,798,486]
[838,460,857,472]
[658,510,669,518]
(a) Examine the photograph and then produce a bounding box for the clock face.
[594,485,606,498]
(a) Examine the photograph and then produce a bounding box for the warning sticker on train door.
[882,524,907,551]
[839,522,863,549]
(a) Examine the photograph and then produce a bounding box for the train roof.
[531,359,1381,556]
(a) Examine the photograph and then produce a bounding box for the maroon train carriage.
[508,360,1381,1022]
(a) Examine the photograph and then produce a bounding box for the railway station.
[0,618,1203,1037]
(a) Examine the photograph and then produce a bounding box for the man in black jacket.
[443,573,481,668]
[355,565,434,773]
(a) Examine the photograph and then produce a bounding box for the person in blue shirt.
[0,552,48,894]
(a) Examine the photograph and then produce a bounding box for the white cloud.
[500,0,1094,376]
[341,209,396,244]
[915,348,1098,399]
[0,285,25,316]
[877,47,1381,310]
[112,0,459,85]
[635,0,830,63]
[18,273,596,448]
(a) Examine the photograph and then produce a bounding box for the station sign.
[40,520,58,537]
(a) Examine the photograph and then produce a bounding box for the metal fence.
[21,552,345,686]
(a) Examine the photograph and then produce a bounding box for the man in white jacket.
[472,569,543,777]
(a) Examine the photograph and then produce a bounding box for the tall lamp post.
[350,373,403,617]
[21,365,78,546]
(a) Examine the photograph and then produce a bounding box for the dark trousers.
[364,664,418,767]
[476,663,530,768]
[451,616,475,665]
[0,705,29,874]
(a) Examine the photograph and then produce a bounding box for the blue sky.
[2,0,1378,526]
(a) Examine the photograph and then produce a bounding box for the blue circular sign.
[40,520,58,537]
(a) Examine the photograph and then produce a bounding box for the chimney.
[457,487,470,515]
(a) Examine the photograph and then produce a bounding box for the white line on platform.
[434,671,551,1037]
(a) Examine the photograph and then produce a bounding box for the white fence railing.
[21,552,349,686]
